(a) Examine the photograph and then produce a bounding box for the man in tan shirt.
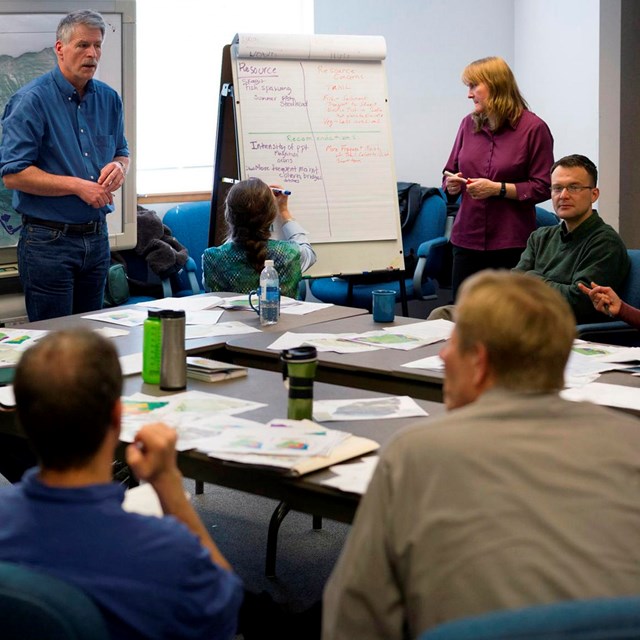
[323,270,640,640]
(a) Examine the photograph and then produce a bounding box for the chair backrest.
[0,561,110,640]
[162,201,212,289]
[535,206,559,227]
[620,249,640,310]
[419,595,640,640]
[403,191,447,257]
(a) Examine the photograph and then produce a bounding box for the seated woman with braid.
[202,177,316,298]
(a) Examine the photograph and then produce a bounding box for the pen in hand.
[443,170,473,184]
[272,188,292,196]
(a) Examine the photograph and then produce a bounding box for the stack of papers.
[119,390,378,476]
[268,319,455,354]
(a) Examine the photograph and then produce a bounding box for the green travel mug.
[281,346,318,420]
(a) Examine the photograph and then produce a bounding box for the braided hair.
[224,178,278,272]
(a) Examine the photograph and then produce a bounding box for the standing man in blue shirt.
[0,10,129,321]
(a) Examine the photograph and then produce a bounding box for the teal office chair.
[309,189,448,315]
[104,254,200,307]
[535,206,559,227]
[419,595,640,640]
[163,201,212,292]
[0,561,110,640]
[576,249,640,345]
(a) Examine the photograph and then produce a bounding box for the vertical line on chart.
[299,61,332,236]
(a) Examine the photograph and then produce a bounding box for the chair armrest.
[416,236,448,259]
[160,276,172,298]
[412,237,448,299]
[413,237,448,295]
[182,256,201,295]
[576,320,631,335]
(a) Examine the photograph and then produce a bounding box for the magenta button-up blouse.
[443,109,554,251]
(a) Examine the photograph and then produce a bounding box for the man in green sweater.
[514,154,629,324]
[429,154,628,324]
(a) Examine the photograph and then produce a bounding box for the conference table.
[226,314,447,401]
[117,368,444,525]
[22,293,369,357]
[1,295,446,525]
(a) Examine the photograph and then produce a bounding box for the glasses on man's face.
[551,185,594,195]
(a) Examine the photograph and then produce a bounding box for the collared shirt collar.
[20,467,125,505]
[559,209,600,243]
[51,65,96,102]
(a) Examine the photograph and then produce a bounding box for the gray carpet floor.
[190,481,349,612]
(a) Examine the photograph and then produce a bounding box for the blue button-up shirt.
[0,65,129,223]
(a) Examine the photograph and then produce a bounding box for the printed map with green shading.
[0,47,56,247]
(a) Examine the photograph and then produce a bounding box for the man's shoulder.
[8,70,55,102]
[589,213,624,238]
[383,405,488,455]
[384,392,640,463]
[91,78,122,99]
[579,212,627,252]
[527,223,561,244]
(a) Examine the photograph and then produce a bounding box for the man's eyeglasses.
[551,185,594,195]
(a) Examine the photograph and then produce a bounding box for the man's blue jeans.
[18,220,110,321]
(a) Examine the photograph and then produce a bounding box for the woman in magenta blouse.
[443,56,554,300]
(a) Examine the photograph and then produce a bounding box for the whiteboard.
[230,33,403,278]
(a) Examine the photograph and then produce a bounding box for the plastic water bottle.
[259,259,280,326]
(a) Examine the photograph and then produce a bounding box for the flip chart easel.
[211,33,404,279]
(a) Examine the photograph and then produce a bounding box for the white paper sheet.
[313,396,427,422]
[561,382,640,411]
[135,296,223,311]
[384,319,454,341]
[321,455,379,495]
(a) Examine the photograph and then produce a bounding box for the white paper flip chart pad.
[230,33,403,277]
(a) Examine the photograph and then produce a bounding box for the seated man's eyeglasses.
[551,185,595,195]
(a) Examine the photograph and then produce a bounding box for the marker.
[272,188,292,196]
[443,170,474,183]
[221,177,239,184]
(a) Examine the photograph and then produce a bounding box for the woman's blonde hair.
[462,56,529,132]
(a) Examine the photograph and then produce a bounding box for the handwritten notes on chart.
[231,34,399,246]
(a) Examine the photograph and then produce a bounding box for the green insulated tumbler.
[281,346,318,420]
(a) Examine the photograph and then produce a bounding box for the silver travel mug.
[160,310,186,390]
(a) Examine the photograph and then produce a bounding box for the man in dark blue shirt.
[0,10,130,321]
[0,329,244,639]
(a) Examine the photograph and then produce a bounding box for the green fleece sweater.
[514,211,629,324]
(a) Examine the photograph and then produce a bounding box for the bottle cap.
[281,346,318,363]
[147,309,162,318]
[265,259,274,267]
[159,309,186,318]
